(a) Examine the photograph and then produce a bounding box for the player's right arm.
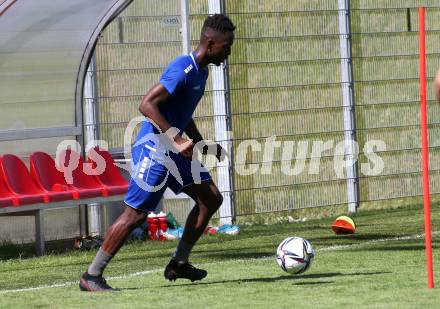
[139,83,194,159]
[434,68,440,104]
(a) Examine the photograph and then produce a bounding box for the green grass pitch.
[0,204,439,308]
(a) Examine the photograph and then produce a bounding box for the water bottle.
[157,211,168,241]
[147,212,159,240]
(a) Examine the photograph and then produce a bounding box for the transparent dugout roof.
[0,0,132,138]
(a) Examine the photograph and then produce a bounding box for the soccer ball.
[276,237,314,274]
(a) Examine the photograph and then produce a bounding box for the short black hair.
[202,14,235,33]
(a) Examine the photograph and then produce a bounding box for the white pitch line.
[0,231,438,295]
[0,269,162,294]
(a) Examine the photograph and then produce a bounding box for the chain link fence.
[93,0,440,224]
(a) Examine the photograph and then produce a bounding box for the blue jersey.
[136,52,209,141]
[124,52,212,211]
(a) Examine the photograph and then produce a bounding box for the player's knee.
[126,217,145,232]
[212,192,223,210]
[121,209,146,230]
[217,193,224,207]
[133,214,147,227]
[201,192,223,214]
[137,211,148,224]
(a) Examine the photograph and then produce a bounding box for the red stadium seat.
[88,147,128,196]
[0,165,19,207]
[0,154,47,204]
[58,149,107,198]
[30,152,79,201]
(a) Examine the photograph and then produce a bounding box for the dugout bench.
[0,148,128,255]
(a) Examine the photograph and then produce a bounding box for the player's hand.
[174,136,194,160]
[202,143,227,162]
[434,68,440,104]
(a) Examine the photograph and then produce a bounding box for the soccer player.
[79,14,235,292]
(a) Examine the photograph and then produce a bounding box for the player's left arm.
[185,118,204,144]
[185,119,226,161]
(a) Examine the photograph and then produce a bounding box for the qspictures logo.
[54,116,386,192]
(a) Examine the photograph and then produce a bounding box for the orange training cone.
[332,216,356,234]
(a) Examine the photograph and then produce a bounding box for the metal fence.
[91,0,440,225]
[1,0,439,245]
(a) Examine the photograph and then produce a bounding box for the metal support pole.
[338,0,360,213]
[180,0,191,54]
[35,209,45,256]
[84,55,100,152]
[176,0,196,212]
[79,204,88,237]
[83,54,102,236]
[208,0,235,224]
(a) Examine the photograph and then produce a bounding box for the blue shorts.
[124,142,212,213]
